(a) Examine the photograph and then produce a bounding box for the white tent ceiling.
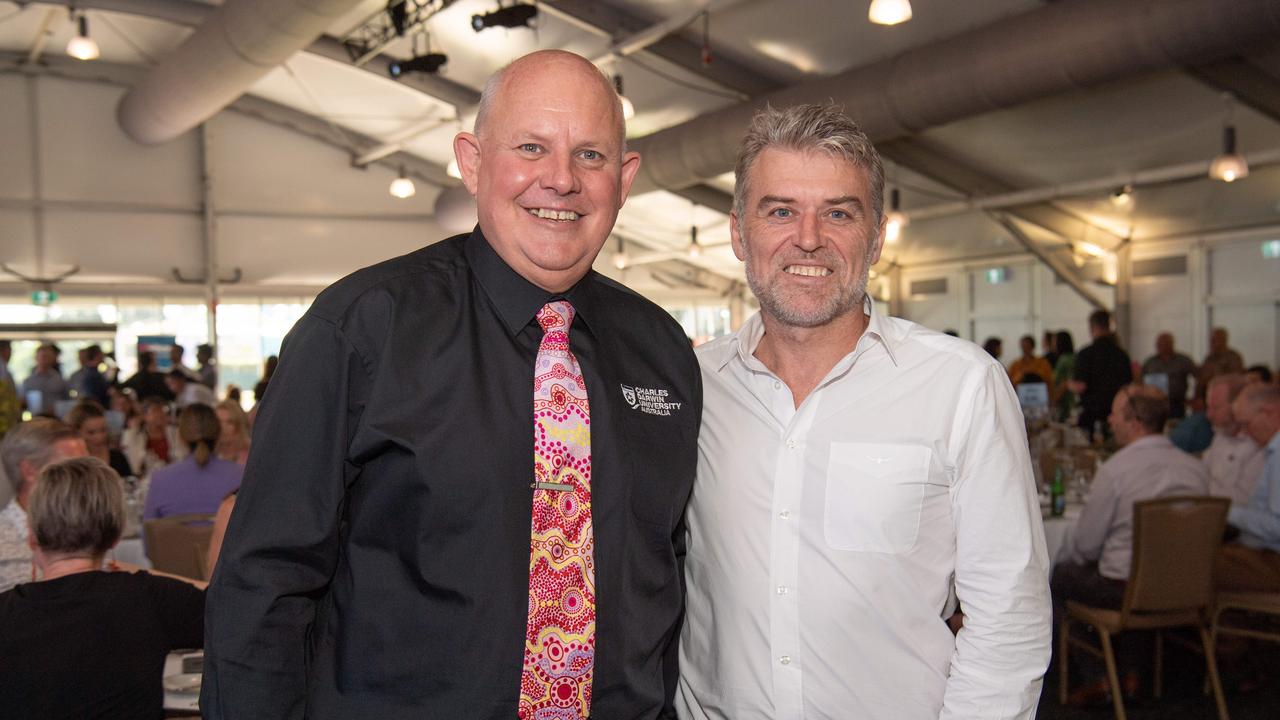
[1,0,1278,292]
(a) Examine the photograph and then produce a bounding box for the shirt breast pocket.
[824,442,932,554]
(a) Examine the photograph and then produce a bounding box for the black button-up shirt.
[203,231,701,719]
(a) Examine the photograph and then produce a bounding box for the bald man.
[203,51,700,719]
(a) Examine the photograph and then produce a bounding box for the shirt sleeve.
[1228,459,1280,546]
[201,313,370,720]
[146,573,206,650]
[942,363,1052,720]
[1070,463,1119,563]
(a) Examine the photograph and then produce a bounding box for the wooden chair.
[1059,496,1230,720]
[143,513,214,581]
[1213,591,1280,646]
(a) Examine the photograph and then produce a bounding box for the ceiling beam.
[880,137,1127,244]
[1185,51,1280,124]
[989,213,1108,310]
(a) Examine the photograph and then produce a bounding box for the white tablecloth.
[163,652,201,713]
[1042,504,1082,569]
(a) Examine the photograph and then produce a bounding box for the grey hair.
[28,456,124,557]
[472,50,627,153]
[1239,382,1280,413]
[1,417,78,495]
[733,103,886,224]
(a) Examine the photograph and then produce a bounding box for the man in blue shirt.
[1217,383,1280,592]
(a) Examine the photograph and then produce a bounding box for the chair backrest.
[143,513,214,580]
[1122,496,1229,618]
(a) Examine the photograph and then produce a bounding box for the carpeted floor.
[1036,629,1280,719]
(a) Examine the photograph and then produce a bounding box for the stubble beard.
[741,240,873,329]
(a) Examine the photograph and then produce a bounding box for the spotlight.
[389,167,416,199]
[389,52,448,78]
[472,4,537,32]
[687,225,702,259]
[1110,185,1133,207]
[869,0,912,26]
[66,14,100,61]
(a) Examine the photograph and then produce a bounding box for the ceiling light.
[389,52,448,78]
[472,4,537,32]
[884,188,908,243]
[1076,241,1106,258]
[613,237,628,270]
[869,0,912,26]
[687,225,702,259]
[1209,125,1248,183]
[446,158,461,179]
[66,15,100,61]
[613,75,635,121]
[1109,185,1132,207]
[389,167,416,199]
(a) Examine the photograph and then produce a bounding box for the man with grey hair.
[1217,382,1280,593]
[679,104,1050,719]
[1202,373,1265,505]
[0,417,87,592]
[204,50,699,719]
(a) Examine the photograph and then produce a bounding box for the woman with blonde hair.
[215,399,251,465]
[142,404,243,520]
[0,457,204,718]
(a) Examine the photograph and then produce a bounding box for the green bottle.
[1050,466,1066,517]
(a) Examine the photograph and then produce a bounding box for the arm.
[205,493,236,580]
[201,314,369,720]
[941,364,1051,720]
[1228,465,1280,545]
[1069,464,1118,563]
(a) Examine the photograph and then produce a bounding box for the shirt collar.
[706,296,900,373]
[464,228,599,337]
[1267,431,1280,455]
[1123,434,1170,452]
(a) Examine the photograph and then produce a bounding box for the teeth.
[530,208,579,221]
[785,265,831,277]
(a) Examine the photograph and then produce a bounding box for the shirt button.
[780,655,792,665]
[776,585,788,595]
[773,381,782,390]
[786,439,796,450]
[779,510,791,519]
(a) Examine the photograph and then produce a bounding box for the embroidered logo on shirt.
[620,384,681,416]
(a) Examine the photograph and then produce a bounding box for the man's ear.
[453,132,482,195]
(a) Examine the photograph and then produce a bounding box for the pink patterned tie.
[520,301,595,720]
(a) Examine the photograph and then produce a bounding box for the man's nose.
[541,150,578,194]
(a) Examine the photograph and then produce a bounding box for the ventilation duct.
[117,0,366,144]
[628,0,1280,194]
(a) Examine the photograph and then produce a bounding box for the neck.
[755,309,868,409]
[91,446,110,461]
[39,553,103,581]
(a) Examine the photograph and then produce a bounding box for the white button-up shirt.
[678,303,1051,720]
[1203,431,1265,506]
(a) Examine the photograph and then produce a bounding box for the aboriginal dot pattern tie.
[519,300,595,720]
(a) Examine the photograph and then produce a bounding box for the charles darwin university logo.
[620,384,682,416]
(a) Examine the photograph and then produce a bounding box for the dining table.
[1042,503,1083,569]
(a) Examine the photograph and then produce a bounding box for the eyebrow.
[756,195,864,208]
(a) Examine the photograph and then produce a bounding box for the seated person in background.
[121,397,186,480]
[1051,384,1209,701]
[0,418,87,593]
[1245,364,1273,386]
[1202,374,1265,505]
[214,399,251,465]
[1009,333,1055,386]
[982,335,1003,360]
[144,403,243,520]
[167,368,217,410]
[1216,383,1280,593]
[0,457,205,719]
[65,400,136,480]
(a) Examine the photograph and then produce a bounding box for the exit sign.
[31,289,57,306]
[1263,239,1280,259]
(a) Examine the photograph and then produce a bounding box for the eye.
[771,208,793,218]
[829,209,850,220]
[579,149,601,161]
[519,143,542,154]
